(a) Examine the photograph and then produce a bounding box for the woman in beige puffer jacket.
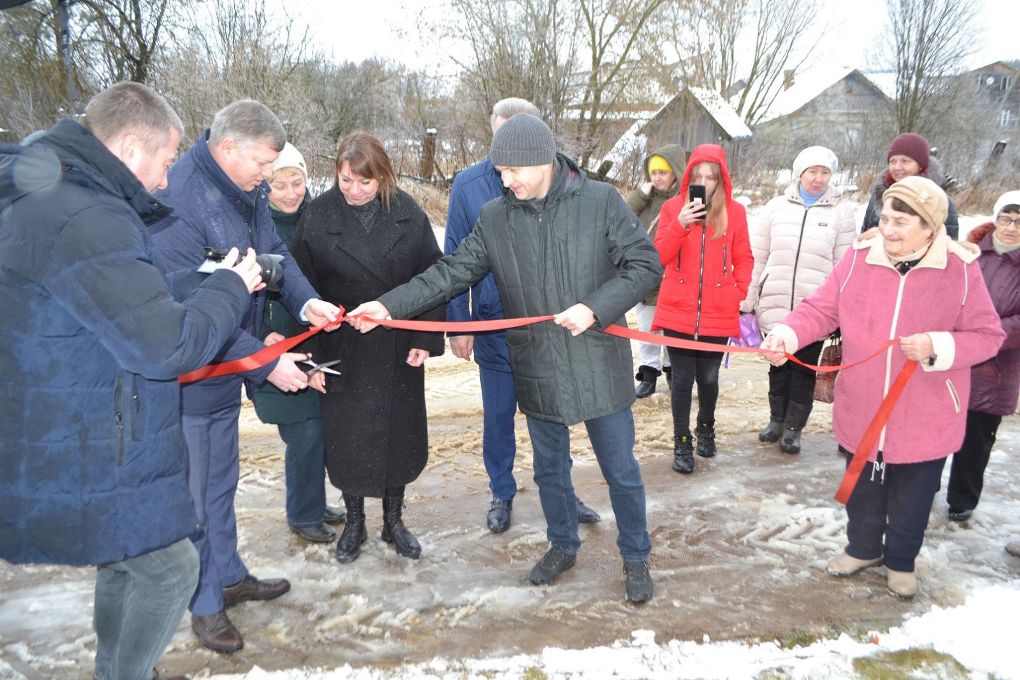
[742,146,856,453]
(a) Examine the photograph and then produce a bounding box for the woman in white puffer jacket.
[742,146,857,454]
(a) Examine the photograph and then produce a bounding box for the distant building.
[744,67,896,180]
[601,86,751,185]
[966,61,1020,131]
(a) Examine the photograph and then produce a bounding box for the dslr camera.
[199,246,284,291]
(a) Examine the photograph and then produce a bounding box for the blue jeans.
[93,538,199,680]
[526,408,651,561]
[182,404,248,616]
[279,417,327,527]
[479,366,518,501]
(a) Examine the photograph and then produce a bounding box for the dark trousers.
[947,410,1002,512]
[767,340,824,417]
[526,408,651,561]
[841,449,946,572]
[182,403,248,616]
[479,366,519,501]
[665,330,728,437]
[279,416,327,528]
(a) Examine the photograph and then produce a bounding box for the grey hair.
[490,97,540,131]
[83,81,183,153]
[209,99,286,151]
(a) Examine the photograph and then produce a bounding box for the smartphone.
[689,184,707,206]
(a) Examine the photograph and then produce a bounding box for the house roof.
[965,61,1020,76]
[747,67,894,123]
[599,86,752,179]
[599,109,658,180]
[687,87,753,140]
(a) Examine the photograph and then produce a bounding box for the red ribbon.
[179,313,918,504]
[833,360,918,504]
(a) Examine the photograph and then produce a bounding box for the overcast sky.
[276,0,1020,80]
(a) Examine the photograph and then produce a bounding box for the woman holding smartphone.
[653,144,753,474]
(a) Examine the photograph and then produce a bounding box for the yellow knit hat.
[647,155,672,174]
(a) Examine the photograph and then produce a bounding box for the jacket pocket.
[757,272,769,301]
[113,377,125,466]
[945,378,961,414]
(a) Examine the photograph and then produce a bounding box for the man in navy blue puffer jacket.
[150,100,340,654]
[0,82,259,680]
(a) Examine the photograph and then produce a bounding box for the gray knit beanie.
[490,113,556,167]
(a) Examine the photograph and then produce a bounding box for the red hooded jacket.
[652,144,752,338]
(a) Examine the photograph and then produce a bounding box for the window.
[1001,109,1018,129]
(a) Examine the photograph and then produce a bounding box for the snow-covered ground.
[210,584,1020,679]
[2,349,1018,680]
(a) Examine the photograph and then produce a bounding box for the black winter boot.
[382,491,422,559]
[335,496,366,563]
[634,365,660,398]
[695,420,716,458]
[672,434,694,474]
[780,401,812,455]
[759,395,787,443]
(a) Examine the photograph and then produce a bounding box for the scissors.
[300,358,342,376]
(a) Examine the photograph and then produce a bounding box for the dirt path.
[2,352,1019,679]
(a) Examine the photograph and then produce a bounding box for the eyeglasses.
[996,215,1020,228]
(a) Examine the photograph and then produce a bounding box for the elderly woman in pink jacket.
[761,176,1004,599]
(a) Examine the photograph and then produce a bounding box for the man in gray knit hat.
[350,113,661,603]
[444,100,602,535]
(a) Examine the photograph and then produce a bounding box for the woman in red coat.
[653,144,752,474]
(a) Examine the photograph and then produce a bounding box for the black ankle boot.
[634,365,660,399]
[335,496,366,564]
[759,394,787,443]
[695,420,716,458]
[672,434,694,474]
[779,428,802,454]
[779,401,812,455]
[382,491,421,559]
[759,420,784,442]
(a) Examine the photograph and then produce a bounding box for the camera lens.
[256,254,284,291]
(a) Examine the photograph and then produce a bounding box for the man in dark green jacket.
[349,114,661,603]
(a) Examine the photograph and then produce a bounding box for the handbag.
[730,312,762,348]
[813,333,843,404]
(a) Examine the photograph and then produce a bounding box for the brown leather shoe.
[191,611,243,653]
[222,574,290,608]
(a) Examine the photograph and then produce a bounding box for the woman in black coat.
[292,132,445,564]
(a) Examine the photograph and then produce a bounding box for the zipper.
[722,243,728,278]
[540,202,581,418]
[114,377,125,466]
[694,225,707,339]
[879,270,909,451]
[789,208,810,310]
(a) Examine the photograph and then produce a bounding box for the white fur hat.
[993,190,1020,217]
[272,143,307,180]
[792,146,838,179]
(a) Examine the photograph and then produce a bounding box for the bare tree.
[71,0,177,84]
[0,2,69,135]
[731,0,822,124]
[441,0,579,145]
[884,0,980,134]
[648,0,821,124]
[572,0,667,166]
